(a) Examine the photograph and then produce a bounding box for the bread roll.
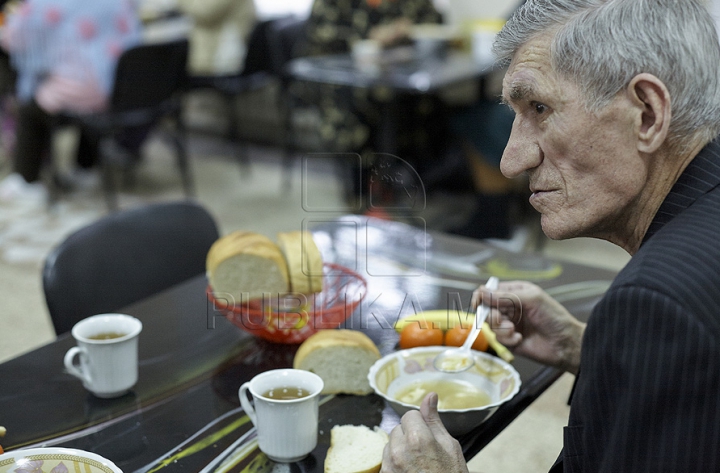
[277,230,323,294]
[324,425,388,473]
[294,330,380,395]
[206,231,289,302]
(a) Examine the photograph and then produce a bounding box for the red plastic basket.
[207,263,367,344]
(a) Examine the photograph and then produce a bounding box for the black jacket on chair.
[551,137,720,472]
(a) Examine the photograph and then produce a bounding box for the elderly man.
[381,0,720,472]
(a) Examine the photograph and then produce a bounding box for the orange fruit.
[399,323,444,349]
[443,325,489,352]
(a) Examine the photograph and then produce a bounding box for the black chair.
[186,17,308,186]
[186,20,278,174]
[54,39,192,211]
[265,16,309,190]
[42,201,219,336]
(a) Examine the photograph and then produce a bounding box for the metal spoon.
[433,276,499,373]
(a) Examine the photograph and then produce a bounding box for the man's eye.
[532,102,548,114]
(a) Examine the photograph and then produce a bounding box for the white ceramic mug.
[351,39,382,75]
[63,313,143,398]
[239,369,324,463]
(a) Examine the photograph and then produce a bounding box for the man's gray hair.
[494,0,720,147]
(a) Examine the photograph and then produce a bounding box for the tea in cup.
[64,313,142,398]
[239,369,323,463]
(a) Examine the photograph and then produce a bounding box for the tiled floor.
[0,129,630,472]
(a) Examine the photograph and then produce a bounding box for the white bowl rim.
[0,447,122,473]
[368,346,521,413]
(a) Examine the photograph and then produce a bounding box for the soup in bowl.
[368,346,521,436]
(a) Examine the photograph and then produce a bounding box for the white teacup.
[64,313,142,398]
[351,39,382,75]
[239,369,323,463]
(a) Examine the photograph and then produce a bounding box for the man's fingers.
[389,422,404,440]
[487,308,503,327]
[382,428,404,473]
[471,283,500,308]
[493,319,523,347]
[380,443,392,473]
[419,392,439,423]
[419,392,453,440]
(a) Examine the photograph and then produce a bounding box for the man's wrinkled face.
[500,34,648,241]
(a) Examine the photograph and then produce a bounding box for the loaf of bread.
[206,231,290,303]
[277,230,323,294]
[324,425,388,473]
[206,230,324,303]
[294,330,380,395]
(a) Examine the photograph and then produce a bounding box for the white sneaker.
[0,173,48,204]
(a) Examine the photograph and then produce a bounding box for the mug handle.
[64,346,92,385]
[238,382,257,426]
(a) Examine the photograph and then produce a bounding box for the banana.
[394,309,470,332]
[395,310,514,362]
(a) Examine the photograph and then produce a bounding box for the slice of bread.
[294,330,380,395]
[277,230,324,295]
[324,425,388,473]
[206,231,289,302]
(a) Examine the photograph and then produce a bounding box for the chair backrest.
[265,16,308,77]
[242,20,276,76]
[42,201,219,336]
[111,39,189,112]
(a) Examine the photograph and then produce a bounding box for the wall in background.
[253,0,314,20]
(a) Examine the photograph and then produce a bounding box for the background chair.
[265,16,309,190]
[185,17,308,186]
[53,39,192,211]
[42,200,219,336]
[185,19,277,174]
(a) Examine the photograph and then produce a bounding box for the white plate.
[0,448,123,473]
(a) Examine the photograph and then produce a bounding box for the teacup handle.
[64,346,92,385]
[239,382,257,426]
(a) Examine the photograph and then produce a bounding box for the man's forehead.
[502,36,556,102]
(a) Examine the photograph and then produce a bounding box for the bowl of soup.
[0,448,122,473]
[368,346,521,436]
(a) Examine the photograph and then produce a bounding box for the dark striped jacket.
[553,137,720,472]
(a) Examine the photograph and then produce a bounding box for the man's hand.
[472,280,585,374]
[381,393,469,473]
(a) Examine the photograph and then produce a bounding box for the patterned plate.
[0,448,122,473]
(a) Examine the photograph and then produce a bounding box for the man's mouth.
[529,188,556,206]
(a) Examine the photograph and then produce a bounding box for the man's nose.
[500,119,541,178]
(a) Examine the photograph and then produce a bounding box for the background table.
[0,216,617,473]
[287,46,496,155]
[287,47,492,93]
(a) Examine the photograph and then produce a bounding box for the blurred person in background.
[177,0,256,76]
[445,80,518,240]
[299,0,518,239]
[0,0,141,203]
[301,0,441,57]
[294,0,445,206]
[0,0,18,165]
[441,0,525,240]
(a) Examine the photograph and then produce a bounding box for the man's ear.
[626,73,671,154]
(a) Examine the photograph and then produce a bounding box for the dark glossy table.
[0,216,617,473]
[287,47,493,93]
